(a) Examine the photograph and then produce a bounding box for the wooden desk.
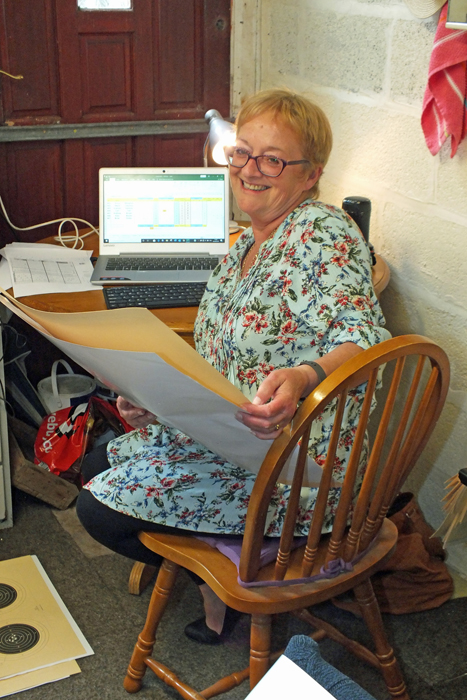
[22,231,389,348]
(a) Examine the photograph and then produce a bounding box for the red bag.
[35,396,132,483]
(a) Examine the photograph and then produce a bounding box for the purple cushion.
[195,535,360,589]
[196,535,307,571]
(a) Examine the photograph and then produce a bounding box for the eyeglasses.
[224,147,310,177]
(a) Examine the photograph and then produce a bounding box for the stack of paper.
[0,243,98,297]
[0,555,93,697]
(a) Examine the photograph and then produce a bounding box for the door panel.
[154,0,230,120]
[63,140,86,222]
[202,0,231,119]
[80,33,135,118]
[0,0,60,124]
[0,0,230,245]
[56,2,153,123]
[0,142,65,233]
[155,0,202,113]
[154,134,206,166]
[81,138,134,222]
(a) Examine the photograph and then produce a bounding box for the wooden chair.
[123,335,450,700]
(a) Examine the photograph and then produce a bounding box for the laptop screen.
[98,167,230,256]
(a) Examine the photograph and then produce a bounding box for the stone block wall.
[233,0,467,573]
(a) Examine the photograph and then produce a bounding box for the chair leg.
[249,614,272,690]
[353,579,410,700]
[124,559,179,693]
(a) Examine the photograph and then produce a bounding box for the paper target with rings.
[0,585,17,610]
[0,556,93,681]
[0,579,27,612]
[0,624,42,655]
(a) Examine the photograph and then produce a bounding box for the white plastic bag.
[37,359,96,413]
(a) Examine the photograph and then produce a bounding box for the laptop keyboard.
[105,256,219,271]
[103,283,207,310]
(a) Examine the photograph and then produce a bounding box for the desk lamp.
[203,109,235,166]
[204,109,239,229]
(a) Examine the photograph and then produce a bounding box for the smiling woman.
[229,115,317,242]
[229,91,332,241]
[76,88,391,646]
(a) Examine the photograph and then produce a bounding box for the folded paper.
[0,290,324,485]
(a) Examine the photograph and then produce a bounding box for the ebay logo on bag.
[35,403,90,473]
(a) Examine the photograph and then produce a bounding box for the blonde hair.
[235,88,333,200]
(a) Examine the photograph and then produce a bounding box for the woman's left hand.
[235,367,313,440]
[235,344,363,440]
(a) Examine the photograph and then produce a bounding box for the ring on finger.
[274,423,281,431]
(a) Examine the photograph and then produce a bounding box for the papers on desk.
[0,258,12,292]
[0,243,98,297]
[0,289,324,485]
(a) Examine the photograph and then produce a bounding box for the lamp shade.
[403,0,444,18]
[204,109,235,165]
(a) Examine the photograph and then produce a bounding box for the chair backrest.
[239,335,450,583]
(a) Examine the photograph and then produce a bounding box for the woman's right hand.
[116,396,157,429]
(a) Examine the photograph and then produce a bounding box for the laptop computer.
[90,166,230,285]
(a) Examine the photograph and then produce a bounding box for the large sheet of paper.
[0,290,325,484]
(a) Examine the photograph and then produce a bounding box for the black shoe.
[184,606,241,644]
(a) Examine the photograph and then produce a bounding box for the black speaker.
[342,196,371,243]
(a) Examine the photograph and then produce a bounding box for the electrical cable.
[0,193,99,249]
[0,69,23,80]
[0,322,29,366]
[0,377,6,409]
[0,320,9,410]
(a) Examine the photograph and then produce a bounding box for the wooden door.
[0,0,230,243]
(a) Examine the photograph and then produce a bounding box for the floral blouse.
[86,199,390,536]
